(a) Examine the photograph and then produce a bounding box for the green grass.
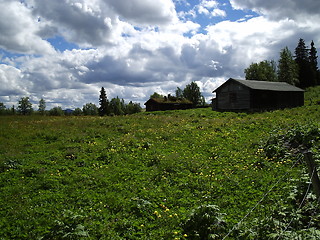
[0,94,320,239]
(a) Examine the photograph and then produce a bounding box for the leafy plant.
[183,205,227,239]
[40,210,89,240]
[263,124,320,160]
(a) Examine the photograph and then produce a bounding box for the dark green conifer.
[99,87,109,116]
[295,38,315,88]
[309,40,319,85]
[278,47,299,85]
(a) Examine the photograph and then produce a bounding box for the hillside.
[0,87,320,239]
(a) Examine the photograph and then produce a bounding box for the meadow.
[1,87,320,239]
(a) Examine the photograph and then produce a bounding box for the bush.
[49,106,65,116]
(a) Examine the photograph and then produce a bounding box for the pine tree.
[99,87,109,116]
[295,38,314,88]
[309,41,318,71]
[309,40,319,85]
[295,38,309,61]
[278,47,299,85]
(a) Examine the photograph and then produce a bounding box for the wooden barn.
[144,97,193,112]
[213,78,304,111]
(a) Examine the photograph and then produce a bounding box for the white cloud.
[105,0,178,25]
[230,0,320,21]
[197,0,225,18]
[0,0,319,109]
[0,1,55,54]
[202,0,219,9]
[0,64,29,97]
[25,0,179,48]
[31,0,112,47]
[211,9,226,17]
[198,6,210,15]
[204,17,303,71]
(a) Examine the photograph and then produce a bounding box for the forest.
[244,38,319,88]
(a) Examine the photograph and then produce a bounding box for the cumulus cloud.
[31,0,112,47]
[197,0,226,18]
[105,0,178,25]
[0,64,26,96]
[19,48,104,92]
[177,0,227,20]
[211,9,227,17]
[230,0,320,21]
[0,1,54,54]
[0,0,319,109]
[27,0,178,47]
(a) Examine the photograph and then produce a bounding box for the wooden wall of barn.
[251,90,304,110]
[216,81,250,110]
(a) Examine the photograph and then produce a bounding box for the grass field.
[1,87,320,239]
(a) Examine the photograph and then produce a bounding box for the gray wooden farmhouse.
[212,78,304,111]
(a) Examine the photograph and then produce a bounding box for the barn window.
[229,92,237,103]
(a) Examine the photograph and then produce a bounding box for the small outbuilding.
[213,78,304,111]
[144,97,193,112]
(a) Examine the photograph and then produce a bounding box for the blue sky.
[47,36,80,52]
[0,0,319,109]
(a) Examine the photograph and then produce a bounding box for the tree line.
[0,88,142,116]
[97,87,141,116]
[244,38,319,88]
[150,81,207,107]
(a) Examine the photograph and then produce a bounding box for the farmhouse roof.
[213,78,304,93]
[144,97,192,105]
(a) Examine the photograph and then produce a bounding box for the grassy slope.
[0,88,319,239]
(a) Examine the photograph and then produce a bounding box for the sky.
[0,0,319,109]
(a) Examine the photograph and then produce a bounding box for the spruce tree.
[309,41,318,71]
[295,38,314,88]
[278,47,299,85]
[99,87,109,116]
[309,40,319,85]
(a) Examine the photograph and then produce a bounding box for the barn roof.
[144,97,192,105]
[213,78,304,92]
